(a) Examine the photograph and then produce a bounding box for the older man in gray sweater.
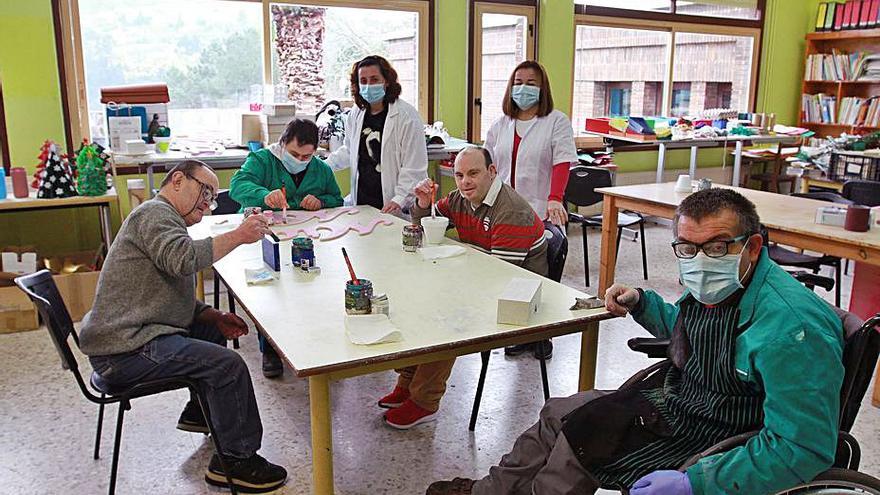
[80,160,287,493]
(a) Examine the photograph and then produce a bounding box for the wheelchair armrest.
[679,431,760,470]
[789,271,835,292]
[627,337,671,359]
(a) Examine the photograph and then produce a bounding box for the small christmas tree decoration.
[76,141,109,196]
[36,141,78,199]
[31,140,52,189]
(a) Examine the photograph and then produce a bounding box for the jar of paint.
[344,279,373,315]
[402,224,423,252]
[292,237,315,267]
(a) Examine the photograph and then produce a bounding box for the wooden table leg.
[310,375,334,494]
[578,320,600,391]
[597,195,619,297]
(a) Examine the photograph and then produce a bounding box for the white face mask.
[678,238,753,305]
[281,150,309,175]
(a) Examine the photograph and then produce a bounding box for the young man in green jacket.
[427,188,844,495]
[230,118,344,377]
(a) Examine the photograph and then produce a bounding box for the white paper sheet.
[419,245,466,261]
[344,314,403,345]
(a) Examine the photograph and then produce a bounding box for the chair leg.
[539,354,550,402]
[94,397,106,460]
[582,224,590,288]
[834,259,842,308]
[212,269,220,309]
[228,292,240,349]
[639,221,648,281]
[108,402,127,495]
[845,259,850,275]
[197,391,239,495]
[469,351,491,431]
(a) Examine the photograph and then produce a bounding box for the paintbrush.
[431,182,437,219]
[281,185,288,224]
[341,247,359,285]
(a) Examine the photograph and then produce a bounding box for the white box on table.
[497,278,543,325]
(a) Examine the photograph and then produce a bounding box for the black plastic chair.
[564,166,647,287]
[213,190,240,349]
[14,270,238,495]
[842,180,880,207]
[623,308,880,493]
[468,223,568,431]
[762,220,843,307]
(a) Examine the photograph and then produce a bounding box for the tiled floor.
[0,222,876,494]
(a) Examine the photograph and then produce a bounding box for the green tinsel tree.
[76,142,108,196]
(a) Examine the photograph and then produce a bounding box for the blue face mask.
[511,84,540,110]
[281,150,309,175]
[678,238,752,305]
[359,84,386,104]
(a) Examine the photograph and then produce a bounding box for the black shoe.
[205,453,288,493]
[177,400,209,434]
[532,340,553,360]
[262,348,283,379]
[504,343,532,356]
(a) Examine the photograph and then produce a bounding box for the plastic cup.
[674,174,692,193]
[154,136,171,153]
[421,216,449,245]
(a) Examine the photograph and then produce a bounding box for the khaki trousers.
[395,358,456,412]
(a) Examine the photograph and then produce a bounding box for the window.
[573,14,760,129]
[576,0,761,20]
[671,83,692,117]
[78,0,263,145]
[469,3,535,142]
[572,25,670,129]
[270,4,422,115]
[606,83,632,116]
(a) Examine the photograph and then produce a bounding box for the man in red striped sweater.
[380,146,548,429]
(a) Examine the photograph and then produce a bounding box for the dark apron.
[562,294,764,490]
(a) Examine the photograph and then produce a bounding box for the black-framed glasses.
[187,175,218,211]
[671,233,751,259]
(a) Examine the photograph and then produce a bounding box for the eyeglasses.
[671,233,751,259]
[187,175,218,211]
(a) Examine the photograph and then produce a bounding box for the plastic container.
[421,216,449,245]
[0,167,7,200]
[11,167,28,198]
[154,136,171,153]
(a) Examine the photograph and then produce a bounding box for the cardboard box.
[53,271,100,322]
[0,285,39,333]
[497,278,543,326]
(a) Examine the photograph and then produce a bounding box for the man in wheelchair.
[428,188,846,495]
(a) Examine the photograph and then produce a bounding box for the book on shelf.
[817,3,828,31]
[827,2,838,30]
[804,49,870,80]
[802,93,838,124]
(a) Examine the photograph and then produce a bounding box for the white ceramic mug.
[421,216,449,245]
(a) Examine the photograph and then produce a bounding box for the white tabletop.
[189,207,607,377]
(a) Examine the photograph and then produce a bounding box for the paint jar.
[345,279,373,315]
[370,293,389,315]
[291,237,315,267]
[11,167,29,198]
[243,206,262,218]
[402,224,424,252]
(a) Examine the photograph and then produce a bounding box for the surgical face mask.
[281,150,309,175]
[678,238,752,306]
[359,84,386,104]
[511,84,540,110]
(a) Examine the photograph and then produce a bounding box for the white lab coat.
[326,98,428,208]
[484,109,578,219]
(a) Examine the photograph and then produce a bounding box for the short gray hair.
[672,188,760,237]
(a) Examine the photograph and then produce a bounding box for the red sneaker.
[384,399,437,429]
[378,386,410,409]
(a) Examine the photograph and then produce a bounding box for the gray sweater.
[79,196,214,356]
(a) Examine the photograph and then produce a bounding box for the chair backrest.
[842,180,880,207]
[835,309,880,432]
[543,221,568,283]
[564,166,612,208]
[791,191,854,205]
[214,189,241,215]
[14,270,79,372]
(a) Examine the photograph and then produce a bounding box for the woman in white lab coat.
[484,60,578,227]
[326,55,428,214]
[484,60,577,360]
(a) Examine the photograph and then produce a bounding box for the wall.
[0,0,820,255]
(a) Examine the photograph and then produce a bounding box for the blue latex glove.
[630,470,693,495]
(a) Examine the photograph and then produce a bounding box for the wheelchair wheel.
[775,468,880,494]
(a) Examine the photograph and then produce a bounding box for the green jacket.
[229,148,343,211]
[631,248,843,495]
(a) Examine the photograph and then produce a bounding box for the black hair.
[673,188,760,237]
[160,159,214,188]
[280,118,319,148]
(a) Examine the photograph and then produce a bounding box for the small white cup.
[421,216,449,245]
[674,174,692,193]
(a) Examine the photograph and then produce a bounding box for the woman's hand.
[547,200,568,227]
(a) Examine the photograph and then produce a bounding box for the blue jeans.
[88,321,263,459]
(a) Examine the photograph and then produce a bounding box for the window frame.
[574,1,766,29]
[573,12,762,122]
[468,0,537,143]
[56,0,433,145]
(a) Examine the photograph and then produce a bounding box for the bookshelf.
[801,29,880,134]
